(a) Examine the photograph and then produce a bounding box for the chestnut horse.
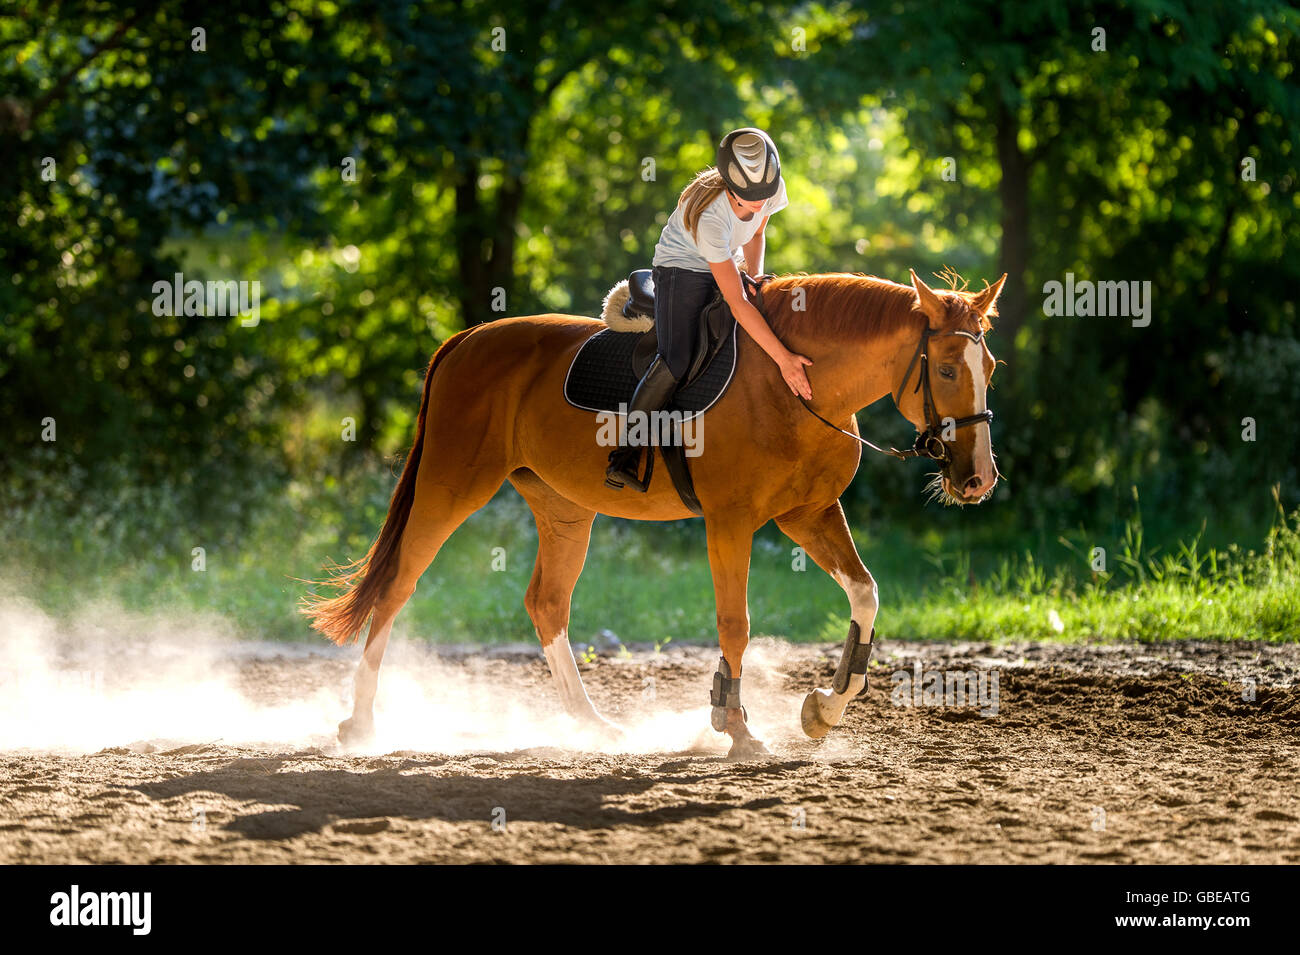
[302,269,1004,758]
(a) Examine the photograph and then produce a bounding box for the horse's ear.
[910,268,946,328]
[972,273,1007,317]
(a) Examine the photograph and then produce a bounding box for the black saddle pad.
[564,322,738,421]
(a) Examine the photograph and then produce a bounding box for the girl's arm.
[741,216,769,275]
[708,257,812,400]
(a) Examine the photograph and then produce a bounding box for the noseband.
[798,324,993,465]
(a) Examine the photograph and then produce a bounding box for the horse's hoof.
[727,734,773,761]
[584,715,627,743]
[337,716,375,746]
[800,690,834,740]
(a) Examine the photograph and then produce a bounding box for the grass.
[861,486,1300,643]
[3,456,1297,646]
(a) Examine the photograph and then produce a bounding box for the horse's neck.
[782,301,921,424]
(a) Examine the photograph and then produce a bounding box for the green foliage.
[858,485,1300,642]
[3,461,1295,643]
[1,1,1297,641]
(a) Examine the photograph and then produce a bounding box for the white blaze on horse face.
[963,339,993,479]
[542,631,601,718]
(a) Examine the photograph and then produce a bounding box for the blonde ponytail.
[678,167,727,242]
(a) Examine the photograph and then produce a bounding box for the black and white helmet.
[716,127,781,201]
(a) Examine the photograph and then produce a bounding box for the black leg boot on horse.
[604,353,680,491]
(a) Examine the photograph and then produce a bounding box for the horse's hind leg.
[509,470,619,734]
[776,501,879,739]
[340,465,504,745]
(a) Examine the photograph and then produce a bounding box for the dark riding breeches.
[652,265,720,381]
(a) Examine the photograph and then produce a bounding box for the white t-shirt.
[653,176,788,272]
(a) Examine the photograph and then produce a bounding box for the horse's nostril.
[964,476,983,493]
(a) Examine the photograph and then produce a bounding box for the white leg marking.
[542,630,601,719]
[809,570,880,727]
[351,622,392,719]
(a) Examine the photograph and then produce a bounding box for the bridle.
[739,272,994,466]
[797,324,993,465]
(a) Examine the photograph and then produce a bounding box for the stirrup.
[604,353,676,493]
[605,467,647,492]
[605,447,651,492]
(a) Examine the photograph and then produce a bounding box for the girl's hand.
[778,350,813,400]
[707,260,812,399]
[740,271,775,300]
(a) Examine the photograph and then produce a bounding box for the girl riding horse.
[604,127,815,490]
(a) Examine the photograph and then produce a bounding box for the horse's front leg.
[705,516,771,759]
[776,501,878,739]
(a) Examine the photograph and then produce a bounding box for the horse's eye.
[939,365,956,380]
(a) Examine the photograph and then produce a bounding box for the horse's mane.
[761,271,996,342]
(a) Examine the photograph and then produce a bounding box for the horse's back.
[426,314,607,419]
[439,314,602,370]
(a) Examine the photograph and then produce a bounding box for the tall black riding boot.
[604,355,681,491]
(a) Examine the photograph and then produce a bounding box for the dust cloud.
[0,600,811,756]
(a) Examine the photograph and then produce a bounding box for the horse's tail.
[299,329,474,645]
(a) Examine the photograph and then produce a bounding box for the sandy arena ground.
[1,638,1297,863]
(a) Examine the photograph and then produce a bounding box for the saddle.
[564,269,763,514]
[622,269,734,385]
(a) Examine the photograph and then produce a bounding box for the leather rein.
[796,324,993,465]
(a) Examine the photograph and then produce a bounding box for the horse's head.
[896,269,1005,506]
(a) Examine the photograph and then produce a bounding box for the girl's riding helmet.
[717,128,781,202]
